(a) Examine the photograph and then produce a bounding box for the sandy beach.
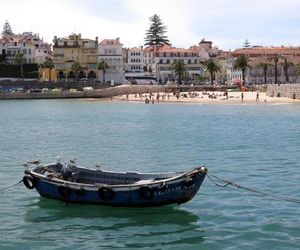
[114,90,300,105]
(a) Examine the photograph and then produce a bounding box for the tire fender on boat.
[184,178,194,188]
[58,185,71,197]
[159,182,168,192]
[23,175,36,190]
[139,186,154,200]
[98,187,114,201]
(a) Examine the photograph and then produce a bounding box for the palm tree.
[256,62,272,84]
[233,54,251,86]
[173,60,186,84]
[97,60,109,83]
[42,57,54,82]
[202,59,221,85]
[15,52,24,80]
[71,61,82,81]
[294,62,300,79]
[279,56,294,83]
[267,54,281,84]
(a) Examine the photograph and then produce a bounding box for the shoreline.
[1,84,299,105]
[112,91,300,105]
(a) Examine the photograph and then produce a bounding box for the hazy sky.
[1,0,300,50]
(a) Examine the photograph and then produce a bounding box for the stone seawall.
[266,84,300,99]
[0,85,167,100]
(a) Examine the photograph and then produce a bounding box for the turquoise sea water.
[0,100,300,249]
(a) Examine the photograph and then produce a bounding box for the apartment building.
[227,46,300,85]
[0,32,50,64]
[125,47,144,73]
[144,44,209,82]
[53,33,98,81]
[98,38,124,84]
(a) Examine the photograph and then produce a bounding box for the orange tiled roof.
[232,46,300,56]
[99,38,122,45]
[144,44,198,53]
[0,34,39,46]
[129,47,143,51]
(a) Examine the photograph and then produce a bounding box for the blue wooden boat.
[23,160,207,207]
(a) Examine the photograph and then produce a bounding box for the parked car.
[82,87,93,91]
[42,88,49,93]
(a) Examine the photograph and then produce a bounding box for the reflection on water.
[25,197,199,226]
[22,197,205,249]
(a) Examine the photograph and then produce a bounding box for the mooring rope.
[0,180,22,193]
[207,173,300,204]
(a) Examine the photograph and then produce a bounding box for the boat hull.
[23,165,207,207]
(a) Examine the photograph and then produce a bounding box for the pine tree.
[144,14,170,46]
[243,39,251,48]
[2,20,13,35]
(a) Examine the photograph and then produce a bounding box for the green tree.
[279,56,294,83]
[42,57,54,82]
[97,60,109,83]
[294,62,300,79]
[243,39,251,48]
[267,54,281,84]
[2,20,13,35]
[202,59,221,85]
[256,62,272,84]
[233,54,251,86]
[15,52,24,79]
[173,60,186,84]
[71,61,82,81]
[144,14,170,46]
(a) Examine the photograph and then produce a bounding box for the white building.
[0,32,51,64]
[98,38,124,84]
[125,47,144,73]
[226,46,300,85]
[144,44,209,83]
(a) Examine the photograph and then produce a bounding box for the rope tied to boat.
[207,173,300,204]
[0,180,22,193]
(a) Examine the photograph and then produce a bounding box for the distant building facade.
[143,40,214,83]
[98,38,124,84]
[52,33,98,81]
[227,46,300,85]
[125,47,144,73]
[0,32,51,64]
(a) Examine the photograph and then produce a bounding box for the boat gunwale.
[26,164,207,190]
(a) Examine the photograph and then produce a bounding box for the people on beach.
[119,89,298,104]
